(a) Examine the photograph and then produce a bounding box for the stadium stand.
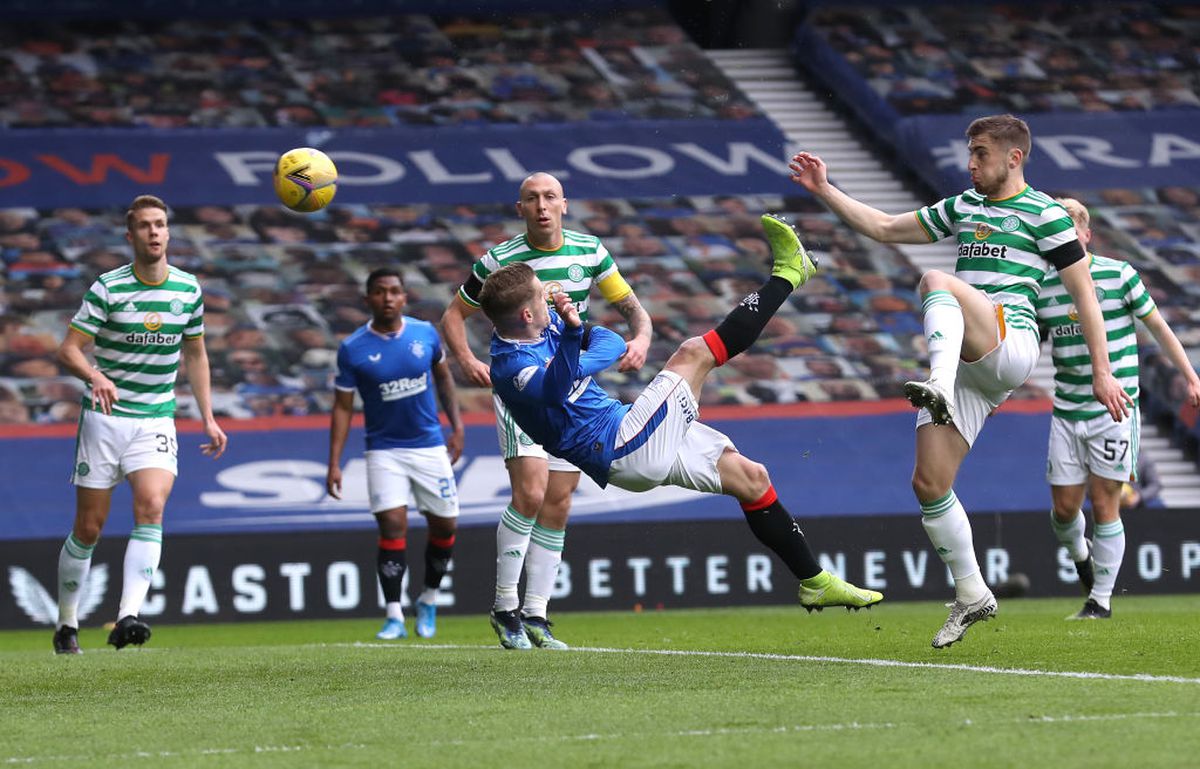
[0,9,760,129]
[808,3,1200,117]
[0,194,935,422]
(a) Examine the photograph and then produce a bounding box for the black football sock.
[377,538,408,604]
[702,276,793,364]
[740,486,821,580]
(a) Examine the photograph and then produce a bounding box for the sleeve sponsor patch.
[513,365,539,392]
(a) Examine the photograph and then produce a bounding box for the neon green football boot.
[799,571,883,612]
[761,213,818,289]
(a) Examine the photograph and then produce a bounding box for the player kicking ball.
[477,215,881,648]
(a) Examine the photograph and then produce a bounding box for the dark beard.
[973,167,1008,198]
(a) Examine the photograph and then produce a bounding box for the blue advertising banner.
[0,409,1054,541]
[895,110,1200,196]
[0,119,800,209]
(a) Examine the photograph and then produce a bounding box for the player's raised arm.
[579,326,628,377]
[788,151,929,244]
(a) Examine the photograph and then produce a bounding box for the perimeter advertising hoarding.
[3,511,1197,628]
[0,119,800,208]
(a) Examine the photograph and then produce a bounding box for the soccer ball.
[273,147,337,212]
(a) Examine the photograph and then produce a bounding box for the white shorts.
[916,322,1040,447]
[608,371,733,494]
[1046,409,1140,485]
[493,393,579,473]
[364,446,460,517]
[71,410,178,489]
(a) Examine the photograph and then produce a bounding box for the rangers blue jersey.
[489,313,628,486]
[335,318,447,450]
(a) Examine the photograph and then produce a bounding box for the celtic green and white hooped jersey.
[1035,254,1154,420]
[459,229,626,321]
[916,186,1080,334]
[69,263,204,418]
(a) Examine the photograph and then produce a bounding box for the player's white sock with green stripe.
[118,523,162,618]
[522,524,565,619]
[494,506,535,612]
[1050,508,1088,562]
[57,533,95,629]
[1090,519,1125,610]
[920,490,988,602]
[922,291,963,390]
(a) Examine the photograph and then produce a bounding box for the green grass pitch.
[4,596,1199,768]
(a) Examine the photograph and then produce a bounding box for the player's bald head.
[519,172,564,199]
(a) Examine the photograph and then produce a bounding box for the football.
[273,147,338,212]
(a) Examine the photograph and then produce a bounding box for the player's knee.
[743,460,770,493]
[724,456,770,501]
[676,336,712,366]
[74,521,103,544]
[911,468,948,502]
[538,495,571,527]
[131,496,166,524]
[426,514,456,538]
[918,269,953,296]
[508,464,548,515]
[510,486,545,517]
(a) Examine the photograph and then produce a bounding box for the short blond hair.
[1056,197,1090,230]
[125,195,168,231]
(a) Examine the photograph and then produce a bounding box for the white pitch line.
[335,642,1200,685]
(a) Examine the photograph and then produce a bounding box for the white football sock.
[494,505,535,612]
[118,524,162,619]
[1090,519,1125,610]
[1050,508,1089,562]
[921,490,988,602]
[922,290,964,392]
[522,524,565,619]
[57,533,95,629]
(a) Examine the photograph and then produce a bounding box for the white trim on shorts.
[364,446,460,517]
[1046,408,1140,486]
[492,392,579,473]
[71,409,178,489]
[916,322,1040,447]
[608,371,733,494]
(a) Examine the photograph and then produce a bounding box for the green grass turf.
[3,596,1199,768]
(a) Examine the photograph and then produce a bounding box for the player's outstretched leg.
[107,615,151,650]
[761,214,819,288]
[798,572,883,612]
[931,591,997,648]
[741,485,883,612]
[702,216,818,368]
